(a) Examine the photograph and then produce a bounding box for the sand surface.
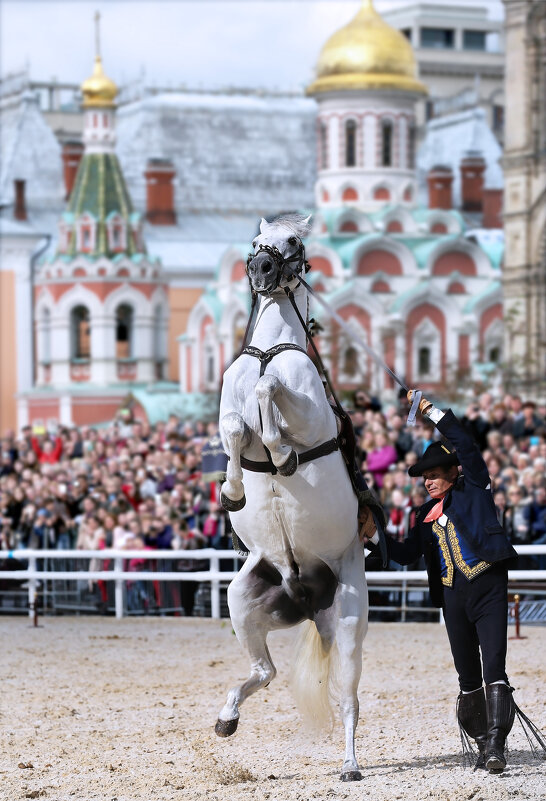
[0,616,545,801]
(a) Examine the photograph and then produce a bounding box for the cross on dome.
[80,11,118,108]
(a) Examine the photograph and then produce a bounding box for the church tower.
[307,0,426,211]
[27,14,169,426]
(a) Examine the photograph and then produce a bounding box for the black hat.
[408,441,459,477]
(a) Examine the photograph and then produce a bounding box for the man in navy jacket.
[366,392,518,773]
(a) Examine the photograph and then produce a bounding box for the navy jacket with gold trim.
[377,409,517,608]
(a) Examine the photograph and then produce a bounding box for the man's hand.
[358,505,376,543]
[407,389,433,416]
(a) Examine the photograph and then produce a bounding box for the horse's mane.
[266,213,312,240]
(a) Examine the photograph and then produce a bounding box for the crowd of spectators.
[0,415,226,559]
[1,388,545,578]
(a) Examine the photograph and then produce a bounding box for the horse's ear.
[259,218,268,234]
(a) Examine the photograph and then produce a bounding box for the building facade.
[502,0,546,396]
[180,0,504,401]
[384,2,505,141]
[19,49,171,427]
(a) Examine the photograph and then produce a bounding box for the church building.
[181,0,504,401]
[17,41,172,427]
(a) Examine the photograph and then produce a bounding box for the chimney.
[144,158,176,225]
[61,141,84,200]
[460,153,486,212]
[482,188,503,229]
[427,165,453,210]
[14,179,27,221]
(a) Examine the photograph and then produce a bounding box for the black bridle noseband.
[245,240,310,293]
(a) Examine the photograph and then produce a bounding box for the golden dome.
[81,56,118,108]
[307,0,427,96]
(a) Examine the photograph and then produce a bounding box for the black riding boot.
[485,683,515,773]
[457,688,487,769]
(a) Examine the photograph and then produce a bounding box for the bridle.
[245,239,310,293]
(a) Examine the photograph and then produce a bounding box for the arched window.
[42,308,51,364]
[77,213,96,253]
[319,121,329,169]
[418,346,431,376]
[153,305,164,379]
[408,123,416,169]
[71,306,91,360]
[116,304,133,359]
[381,119,393,167]
[489,346,500,363]
[343,346,359,377]
[345,120,357,167]
[203,325,217,388]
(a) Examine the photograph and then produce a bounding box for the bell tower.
[307,0,426,211]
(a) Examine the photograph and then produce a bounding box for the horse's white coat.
[217,217,368,780]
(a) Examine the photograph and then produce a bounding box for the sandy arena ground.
[0,616,545,801]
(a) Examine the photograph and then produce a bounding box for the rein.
[282,265,422,426]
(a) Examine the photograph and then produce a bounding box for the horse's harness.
[239,239,349,475]
[239,342,340,475]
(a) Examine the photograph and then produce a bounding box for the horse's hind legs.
[220,412,251,512]
[337,543,368,782]
[215,564,277,735]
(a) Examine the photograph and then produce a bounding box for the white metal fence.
[1,545,545,621]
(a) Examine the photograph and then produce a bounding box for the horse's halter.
[245,238,310,294]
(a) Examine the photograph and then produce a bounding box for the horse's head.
[246,214,312,294]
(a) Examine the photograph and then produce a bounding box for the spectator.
[365,431,398,489]
[526,486,546,543]
[31,433,63,464]
[512,402,543,439]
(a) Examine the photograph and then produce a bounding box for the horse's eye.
[252,240,257,248]
[288,237,297,246]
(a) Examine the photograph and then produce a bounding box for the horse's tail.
[290,620,336,731]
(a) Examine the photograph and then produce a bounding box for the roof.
[116,90,316,217]
[64,152,143,258]
[0,90,64,207]
[418,107,503,207]
[463,280,502,312]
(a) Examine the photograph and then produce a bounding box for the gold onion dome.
[307,0,427,96]
[81,56,117,108]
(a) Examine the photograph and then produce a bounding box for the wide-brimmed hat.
[408,441,459,477]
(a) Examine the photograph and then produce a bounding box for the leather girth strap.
[240,437,339,475]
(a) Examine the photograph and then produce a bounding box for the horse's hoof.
[277,449,297,477]
[340,771,362,782]
[220,492,246,512]
[215,717,239,737]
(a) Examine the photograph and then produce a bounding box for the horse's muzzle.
[247,250,282,293]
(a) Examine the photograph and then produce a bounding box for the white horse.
[215,214,368,782]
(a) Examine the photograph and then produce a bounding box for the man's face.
[422,467,457,499]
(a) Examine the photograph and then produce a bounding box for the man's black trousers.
[442,562,509,692]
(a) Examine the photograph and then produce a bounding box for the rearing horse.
[216,214,368,782]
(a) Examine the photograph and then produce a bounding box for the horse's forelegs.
[255,374,298,475]
[220,412,251,512]
[337,547,368,782]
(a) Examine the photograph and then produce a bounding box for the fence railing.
[1,545,545,621]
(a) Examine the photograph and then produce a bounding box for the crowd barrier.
[0,545,545,622]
